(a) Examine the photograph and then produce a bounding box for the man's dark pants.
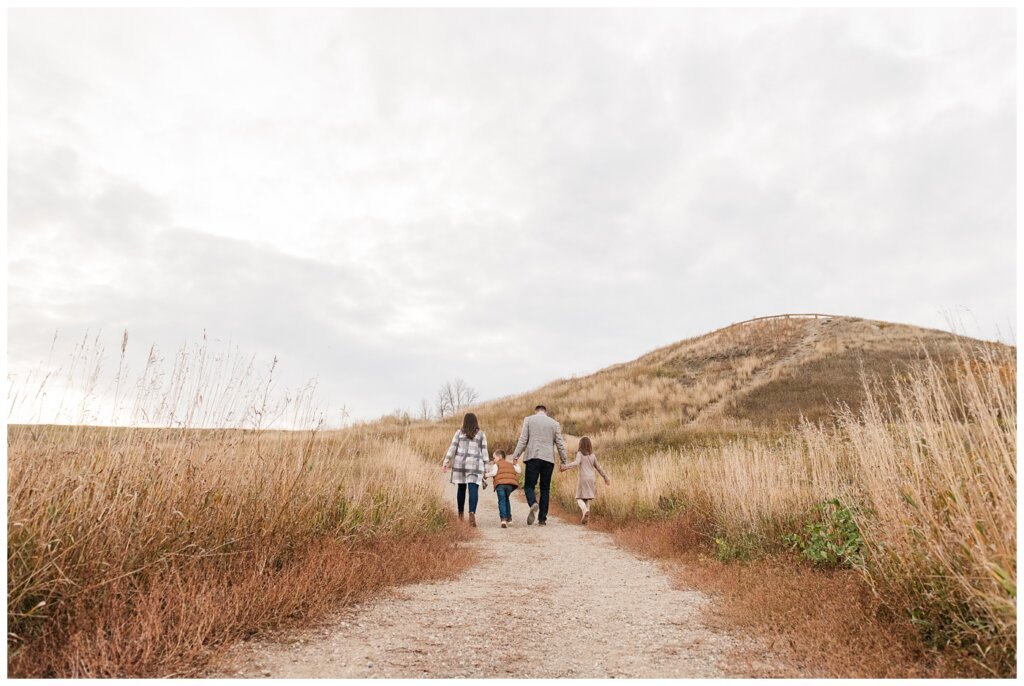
[523,459,555,523]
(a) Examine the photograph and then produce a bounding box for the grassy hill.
[460,314,1000,455]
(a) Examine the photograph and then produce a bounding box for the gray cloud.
[7,8,1016,422]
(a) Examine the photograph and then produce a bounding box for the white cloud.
[7,8,1016,422]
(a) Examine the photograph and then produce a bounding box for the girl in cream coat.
[560,436,610,524]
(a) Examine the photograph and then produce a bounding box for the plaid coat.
[442,429,489,485]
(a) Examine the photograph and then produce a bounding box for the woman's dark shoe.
[469,513,476,527]
[458,512,464,521]
[538,520,547,526]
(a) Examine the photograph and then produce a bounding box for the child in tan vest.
[484,450,521,527]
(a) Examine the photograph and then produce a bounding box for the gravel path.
[212,483,760,678]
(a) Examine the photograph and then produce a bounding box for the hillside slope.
[465,314,1004,454]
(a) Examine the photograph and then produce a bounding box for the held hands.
[442,464,450,473]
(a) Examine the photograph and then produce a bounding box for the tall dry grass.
[555,344,1015,674]
[835,348,1016,669]
[7,339,469,677]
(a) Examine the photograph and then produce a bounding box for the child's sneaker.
[501,521,507,528]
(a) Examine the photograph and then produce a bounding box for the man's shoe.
[501,522,507,528]
[469,513,476,527]
[527,503,539,525]
[539,520,547,526]
[458,512,464,521]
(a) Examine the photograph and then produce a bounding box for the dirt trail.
[212,483,774,678]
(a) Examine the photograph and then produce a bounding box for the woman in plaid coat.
[442,412,488,526]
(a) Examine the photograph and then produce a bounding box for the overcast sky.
[7,8,1016,424]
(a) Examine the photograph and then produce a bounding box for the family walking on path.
[441,405,610,526]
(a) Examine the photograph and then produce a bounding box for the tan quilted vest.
[492,460,519,488]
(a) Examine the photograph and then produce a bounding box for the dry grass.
[552,439,849,539]
[7,425,474,677]
[7,344,472,677]
[402,318,1014,675]
[731,345,931,426]
[610,517,967,677]
[468,316,814,440]
[466,316,970,438]
[9,317,1014,677]
[549,342,1015,675]
[835,349,1016,669]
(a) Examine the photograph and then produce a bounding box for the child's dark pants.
[494,484,515,521]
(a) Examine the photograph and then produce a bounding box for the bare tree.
[452,378,479,410]
[418,398,432,421]
[435,383,455,419]
[434,378,479,418]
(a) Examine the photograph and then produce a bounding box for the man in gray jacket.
[511,404,568,526]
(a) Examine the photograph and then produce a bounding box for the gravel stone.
[210,484,776,678]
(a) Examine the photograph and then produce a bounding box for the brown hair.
[578,436,593,456]
[461,412,480,439]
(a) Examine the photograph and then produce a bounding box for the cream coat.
[564,451,609,500]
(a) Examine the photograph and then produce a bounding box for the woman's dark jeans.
[494,484,515,521]
[456,482,479,514]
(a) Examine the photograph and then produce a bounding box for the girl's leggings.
[457,483,479,514]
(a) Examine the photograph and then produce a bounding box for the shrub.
[783,498,865,568]
[714,532,758,562]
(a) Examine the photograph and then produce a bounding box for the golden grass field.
[7,423,477,677]
[7,315,1017,677]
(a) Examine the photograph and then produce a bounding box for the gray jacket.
[511,412,568,465]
